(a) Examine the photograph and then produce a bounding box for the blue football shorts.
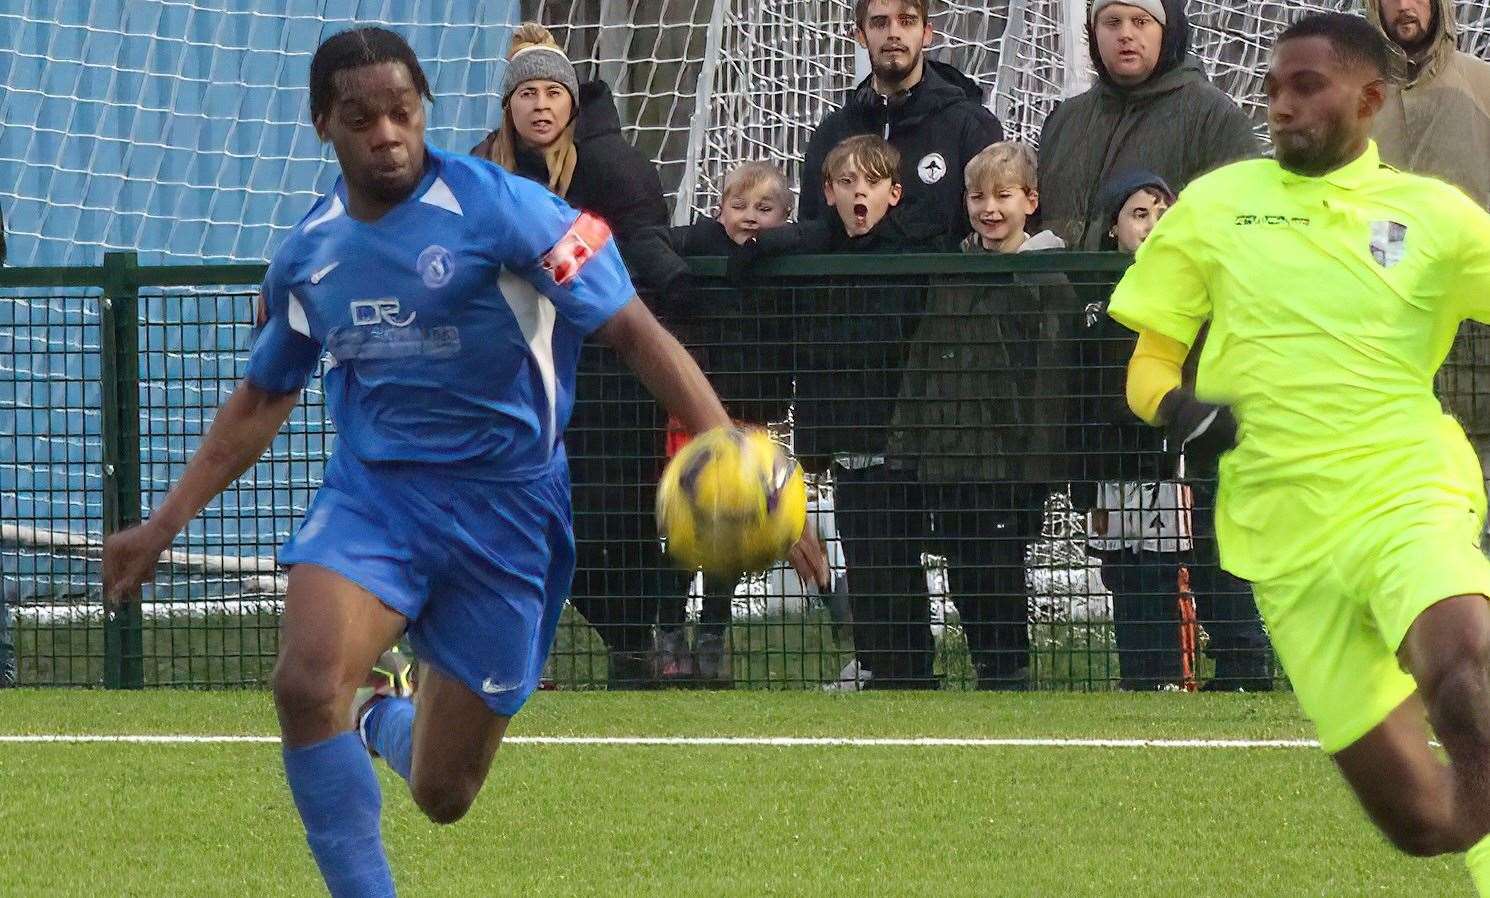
[280,450,574,716]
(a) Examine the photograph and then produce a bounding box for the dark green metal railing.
[2,251,1281,694]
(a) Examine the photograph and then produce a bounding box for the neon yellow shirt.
[1108,142,1490,581]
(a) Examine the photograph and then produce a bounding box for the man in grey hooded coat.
[1037,0,1259,249]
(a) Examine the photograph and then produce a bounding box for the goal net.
[6,2,1490,263]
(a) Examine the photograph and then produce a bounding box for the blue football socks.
[362,696,416,783]
[282,732,396,898]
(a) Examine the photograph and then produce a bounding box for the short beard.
[872,52,921,90]
[1391,10,1438,56]
[357,169,422,207]
[1274,130,1355,178]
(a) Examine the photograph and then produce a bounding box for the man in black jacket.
[797,0,1004,240]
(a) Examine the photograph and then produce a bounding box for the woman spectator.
[473,23,689,687]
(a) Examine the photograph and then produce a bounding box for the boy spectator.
[741,135,944,262]
[797,0,1004,240]
[957,143,1065,254]
[888,142,1077,689]
[664,162,792,255]
[1038,0,1258,249]
[1084,172,1272,690]
[655,162,795,685]
[739,135,937,686]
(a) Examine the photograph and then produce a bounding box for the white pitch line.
[0,734,1321,749]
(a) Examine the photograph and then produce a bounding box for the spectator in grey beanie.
[473,23,692,688]
[1038,0,1259,249]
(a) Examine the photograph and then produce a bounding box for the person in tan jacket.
[1368,0,1490,509]
[1367,0,1490,208]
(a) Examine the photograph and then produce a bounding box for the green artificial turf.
[0,691,1465,897]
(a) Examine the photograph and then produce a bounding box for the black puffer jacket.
[798,60,1004,239]
[472,80,687,295]
[1038,0,1259,249]
[744,204,943,465]
[747,200,947,258]
[474,81,684,486]
[651,218,793,427]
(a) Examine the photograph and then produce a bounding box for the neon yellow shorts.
[1252,492,1490,753]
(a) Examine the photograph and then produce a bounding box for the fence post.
[100,251,144,689]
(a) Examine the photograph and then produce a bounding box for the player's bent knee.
[1416,653,1490,738]
[1412,600,1490,688]
[412,779,480,825]
[1384,818,1457,858]
[271,658,342,719]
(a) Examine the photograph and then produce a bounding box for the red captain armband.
[541,211,613,286]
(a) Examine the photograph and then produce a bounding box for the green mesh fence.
[1,252,1277,691]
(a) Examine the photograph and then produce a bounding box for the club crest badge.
[1369,220,1407,268]
[417,244,455,288]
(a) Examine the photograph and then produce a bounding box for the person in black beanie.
[1083,171,1273,690]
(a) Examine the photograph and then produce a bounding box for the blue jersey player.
[101,28,736,897]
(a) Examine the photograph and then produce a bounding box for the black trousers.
[655,577,734,634]
[564,352,692,660]
[1092,483,1270,687]
[834,466,1041,688]
[568,477,686,656]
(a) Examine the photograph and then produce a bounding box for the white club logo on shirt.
[418,244,455,288]
[917,153,947,185]
[1369,220,1408,268]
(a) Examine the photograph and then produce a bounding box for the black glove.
[1157,388,1237,476]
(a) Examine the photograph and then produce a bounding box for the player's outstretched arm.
[101,381,301,609]
[594,298,830,588]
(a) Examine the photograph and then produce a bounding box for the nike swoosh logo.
[481,677,520,695]
[310,261,340,285]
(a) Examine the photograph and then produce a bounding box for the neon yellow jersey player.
[1110,12,1490,893]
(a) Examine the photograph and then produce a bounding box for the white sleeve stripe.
[286,290,311,337]
[497,269,559,449]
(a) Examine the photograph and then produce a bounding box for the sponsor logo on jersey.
[1233,214,1311,227]
[542,211,612,286]
[350,298,417,328]
[417,244,455,288]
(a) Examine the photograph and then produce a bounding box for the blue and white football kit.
[248,145,634,717]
